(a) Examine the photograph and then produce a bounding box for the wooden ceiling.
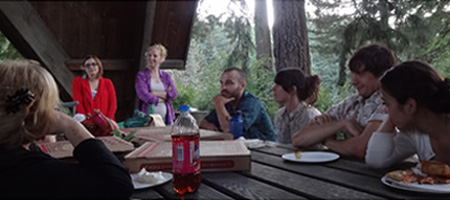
[0,1,198,121]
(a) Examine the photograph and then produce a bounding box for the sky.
[196,0,358,28]
[196,0,276,27]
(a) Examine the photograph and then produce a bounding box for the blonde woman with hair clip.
[0,60,133,198]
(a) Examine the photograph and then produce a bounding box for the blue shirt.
[204,91,276,141]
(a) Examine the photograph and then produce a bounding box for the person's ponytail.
[303,75,321,105]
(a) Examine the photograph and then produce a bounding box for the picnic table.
[131,141,448,199]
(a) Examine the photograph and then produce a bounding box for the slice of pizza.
[385,161,450,185]
[434,176,450,184]
[385,169,419,183]
[421,160,450,178]
[418,176,435,184]
[418,175,450,184]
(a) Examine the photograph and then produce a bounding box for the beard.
[220,90,231,98]
[221,86,242,99]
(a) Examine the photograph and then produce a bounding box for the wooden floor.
[132,141,448,199]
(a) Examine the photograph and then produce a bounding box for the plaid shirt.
[325,91,386,139]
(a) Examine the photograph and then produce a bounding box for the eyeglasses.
[84,63,98,67]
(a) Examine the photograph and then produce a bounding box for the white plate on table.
[381,176,450,194]
[131,171,173,189]
[281,151,340,163]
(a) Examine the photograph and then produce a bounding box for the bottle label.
[172,139,200,173]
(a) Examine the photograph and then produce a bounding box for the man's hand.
[212,94,234,106]
[342,118,364,137]
[209,94,234,133]
[323,134,336,146]
[312,114,333,125]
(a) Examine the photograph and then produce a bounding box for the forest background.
[170,0,450,120]
[1,0,450,121]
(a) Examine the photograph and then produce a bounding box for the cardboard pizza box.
[121,126,233,143]
[123,140,250,173]
[39,136,135,159]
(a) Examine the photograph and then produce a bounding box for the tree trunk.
[272,0,310,74]
[378,0,389,32]
[254,0,272,70]
[337,50,348,86]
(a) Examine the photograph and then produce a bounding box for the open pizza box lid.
[38,136,135,159]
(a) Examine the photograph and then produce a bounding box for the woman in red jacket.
[72,55,117,120]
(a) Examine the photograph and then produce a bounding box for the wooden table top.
[131,141,449,199]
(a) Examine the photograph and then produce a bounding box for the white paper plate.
[131,171,173,189]
[381,176,450,194]
[281,151,340,163]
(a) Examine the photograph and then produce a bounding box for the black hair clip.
[5,89,35,114]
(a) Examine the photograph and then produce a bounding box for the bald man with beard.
[200,67,276,141]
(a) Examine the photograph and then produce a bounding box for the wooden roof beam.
[0,1,74,98]
[137,1,188,70]
[138,1,156,71]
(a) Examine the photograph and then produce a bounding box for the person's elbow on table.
[350,145,367,159]
[291,130,317,148]
[199,119,219,131]
[365,157,391,169]
[365,149,391,169]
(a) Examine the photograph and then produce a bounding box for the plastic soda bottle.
[230,110,243,139]
[171,105,201,194]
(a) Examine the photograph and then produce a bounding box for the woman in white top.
[272,68,322,144]
[365,61,450,168]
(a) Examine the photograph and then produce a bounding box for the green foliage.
[419,25,450,77]
[171,0,258,112]
[174,0,353,122]
[174,0,450,126]
[309,0,450,86]
[223,14,255,70]
[245,59,277,119]
[0,31,23,60]
[57,103,73,116]
[172,83,197,111]
[315,82,355,113]
[170,0,281,121]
